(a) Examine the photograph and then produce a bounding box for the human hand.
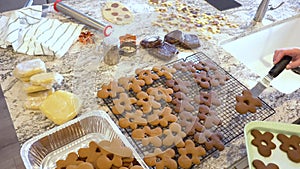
[273,47,300,69]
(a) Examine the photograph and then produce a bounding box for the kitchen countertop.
[0,0,299,168]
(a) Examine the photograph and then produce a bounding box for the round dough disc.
[102,2,134,25]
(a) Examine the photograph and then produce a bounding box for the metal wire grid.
[102,52,276,165]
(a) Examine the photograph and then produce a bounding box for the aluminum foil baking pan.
[20,110,148,169]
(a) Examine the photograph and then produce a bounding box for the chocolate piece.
[181,34,200,49]
[148,42,178,60]
[140,36,162,48]
[164,30,183,44]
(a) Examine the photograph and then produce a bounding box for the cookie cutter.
[54,0,113,37]
[119,42,137,57]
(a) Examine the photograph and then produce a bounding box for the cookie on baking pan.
[252,159,279,169]
[251,129,276,157]
[102,2,134,25]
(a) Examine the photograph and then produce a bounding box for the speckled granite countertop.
[0,0,299,168]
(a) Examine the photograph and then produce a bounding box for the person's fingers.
[273,50,285,64]
[286,59,300,69]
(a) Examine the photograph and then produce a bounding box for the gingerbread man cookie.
[178,111,204,136]
[172,92,195,113]
[143,148,177,169]
[97,81,125,99]
[194,91,221,107]
[77,141,102,167]
[204,132,225,151]
[147,107,177,127]
[136,91,161,113]
[251,129,276,157]
[235,90,262,114]
[165,78,192,94]
[152,65,176,80]
[56,152,83,169]
[209,71,229,87]
[118,110,147,129]
[173,61,196,73]
[178,139,206,169]
[193,60,217,71]
[198,109,221,129]
[147,86,173,102]
[277,134,300,163]
[135,68,160,85]
[112,93,137,115]
[129,77,145,93]
[66,162,94,169]
[98,138,133,158]
[162,122,186,147]
[193,71,210,89]
[131,126,163,147]
[252,159,279,169]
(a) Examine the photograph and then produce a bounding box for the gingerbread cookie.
[66,162,94,169]
[251,129,276,157]
[56,152,83,169]
[118,110,147,129]
[194,91,221,107]
[172,92,195,113]
[166,78,192,94]
[173,61,196,73]
[136,91,161,113]
[131,126,163,147]
[98,138,133,158]
[162,122,186,147]
[235,90,262,114]
[198,109,221,129]
[178,139,206,169]
[194,129,213,144]
[204,132,224,151]
[147,86,173,102]
[135,68,160,85]
[194,60,217,72]
[129,78,145,93]
[143,148,177,169]
[193,71,210,89]
[77,141,102,167]
[118,77,132,91]
[252,159,279,169]
[112,93,137,115]
[178,111,204,136]
[97,81,125,99]
[152,65,176,80]
[209,72,229,87]
[277,134,300,163]
[96,148,123,169]
[147,107,177,127]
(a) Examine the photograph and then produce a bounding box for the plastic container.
[20,110,148,169]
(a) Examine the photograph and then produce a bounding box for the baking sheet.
[244,121,300,169]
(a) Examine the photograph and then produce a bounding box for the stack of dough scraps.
[13,58,64,110]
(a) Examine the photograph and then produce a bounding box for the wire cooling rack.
[101,52,276,166]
